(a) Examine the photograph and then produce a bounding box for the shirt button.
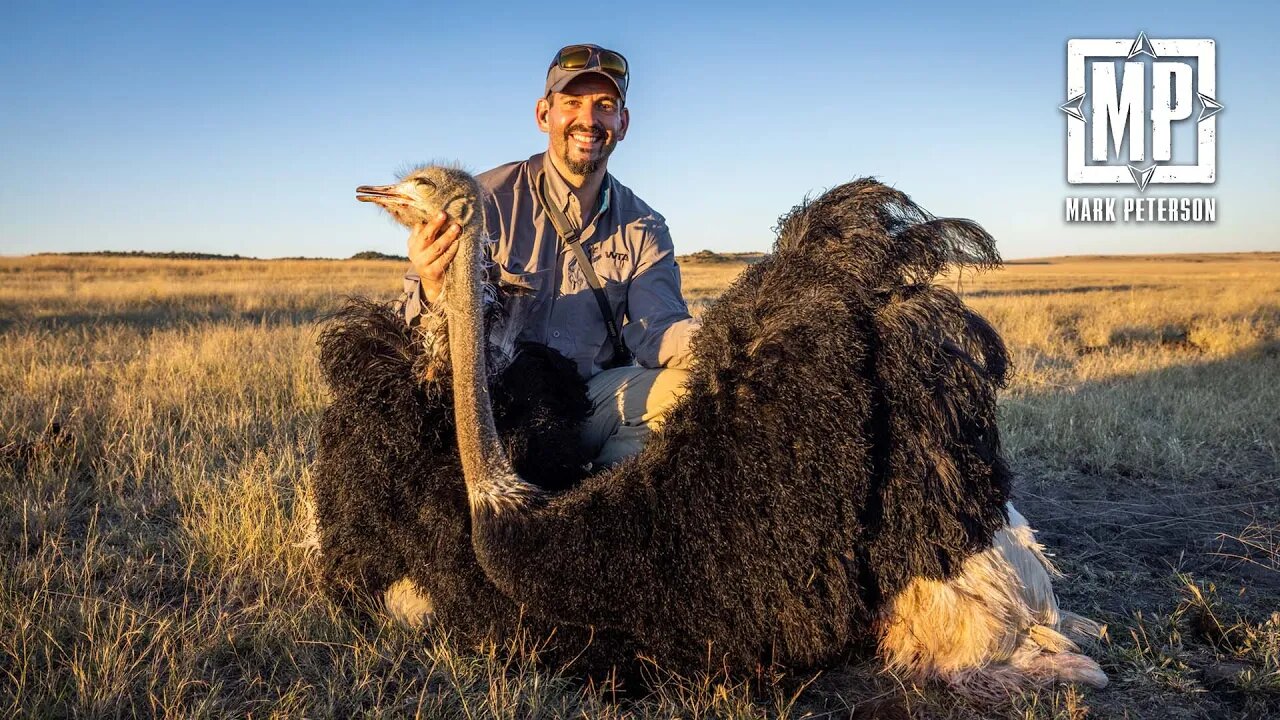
[552,330,561,338]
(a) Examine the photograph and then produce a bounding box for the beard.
[560,123,614,176]
[564,150,601,176]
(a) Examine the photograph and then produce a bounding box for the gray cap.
[544,44,628,102]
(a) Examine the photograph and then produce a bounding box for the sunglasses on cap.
[551,45,629,92]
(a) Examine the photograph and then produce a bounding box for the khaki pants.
[580,366,691,468]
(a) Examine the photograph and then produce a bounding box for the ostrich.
[317,165,1105,695]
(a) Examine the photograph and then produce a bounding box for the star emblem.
[1127,31,1157,59]
[1197,93,1224,122]
[1128,164,1156,192]
[1059,93,1086,122]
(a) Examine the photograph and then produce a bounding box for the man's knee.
[581,366,691,466]
[638,367,692,426]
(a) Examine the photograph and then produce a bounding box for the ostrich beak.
[356,184,409,206]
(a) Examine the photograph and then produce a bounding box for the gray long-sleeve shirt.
[401,152,699,379]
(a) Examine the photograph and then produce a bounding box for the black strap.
[537,174,633,367]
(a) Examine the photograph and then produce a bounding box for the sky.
[1,1,1277,260]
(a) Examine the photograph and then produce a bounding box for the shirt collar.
[535,151,611,227]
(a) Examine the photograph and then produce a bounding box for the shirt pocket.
[497,264,546,294]
[589,246,631,284]
[601,277,629,323]
[586,246,630,318]
[495,264,550,340]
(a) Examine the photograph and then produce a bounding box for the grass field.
[1,251,1277,718]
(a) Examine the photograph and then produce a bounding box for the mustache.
[564,123,606,140]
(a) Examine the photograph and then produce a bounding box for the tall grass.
[1,253,1277,718]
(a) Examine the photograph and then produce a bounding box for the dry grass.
[1,251,1277,718]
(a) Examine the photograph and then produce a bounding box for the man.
[400,43,698,468]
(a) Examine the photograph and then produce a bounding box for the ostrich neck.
[446,220,536,514]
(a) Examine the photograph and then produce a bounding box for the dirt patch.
[1010,462,1280,719]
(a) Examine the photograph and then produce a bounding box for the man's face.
[537,74,629,178]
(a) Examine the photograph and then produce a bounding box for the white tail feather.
[878,502,1108,697]
[385,577,434,629]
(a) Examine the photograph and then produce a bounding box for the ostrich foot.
[384,577,434,628]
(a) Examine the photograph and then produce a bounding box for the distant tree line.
[681,250,769,264]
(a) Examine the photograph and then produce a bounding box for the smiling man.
[399,43,698,468]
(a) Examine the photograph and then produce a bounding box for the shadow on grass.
[0,302,357,334]
[959,283,1164,299]
[1006,344,1279,719]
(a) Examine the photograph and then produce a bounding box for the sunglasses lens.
[558,46,591,70]
[599,51,628,78]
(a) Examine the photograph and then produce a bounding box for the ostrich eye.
[413,177,437,191]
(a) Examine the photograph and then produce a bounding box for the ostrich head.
[356,165,488,385]
[356,166,480,229]
[358,163,522,512]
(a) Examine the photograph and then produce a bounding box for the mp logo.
[1061,31,1223,192]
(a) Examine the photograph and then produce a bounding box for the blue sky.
[1,1,1276,259]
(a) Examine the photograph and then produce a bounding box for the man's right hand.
[409,211,462,304]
